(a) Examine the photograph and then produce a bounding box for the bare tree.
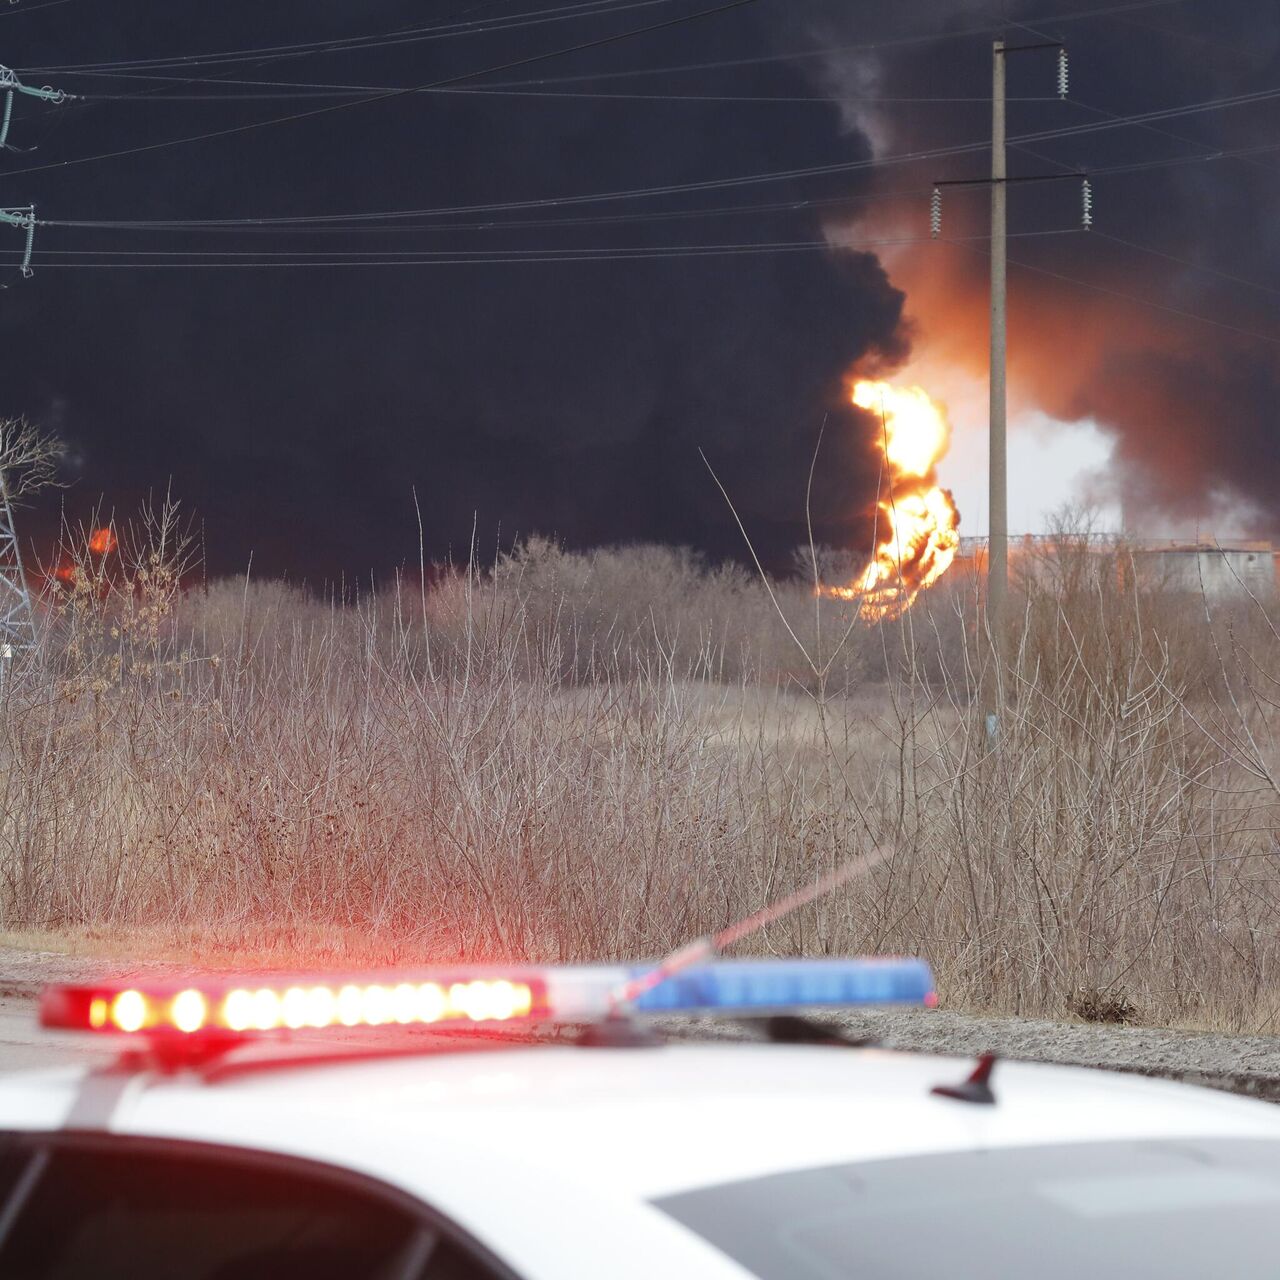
[0,416,64,503]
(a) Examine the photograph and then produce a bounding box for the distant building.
[1131,539,1275,600]
[954,535,1277,601]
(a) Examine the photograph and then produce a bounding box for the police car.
[1,955,1279,1279]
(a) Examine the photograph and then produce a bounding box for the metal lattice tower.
[0,65,72,666]
[0,470,36,656]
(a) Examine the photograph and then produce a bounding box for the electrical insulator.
[1081,177,1092,230]
[1057,47,1069,99]
[930,186,942,238]
[20,205,35,278]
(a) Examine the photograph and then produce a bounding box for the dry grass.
[2,524,1279,1033]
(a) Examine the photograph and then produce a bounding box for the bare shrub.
[0,524,1276,1032]
[1069,987,1140,1025]
[843,547,1280,1031]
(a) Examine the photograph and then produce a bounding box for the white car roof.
[4,1041,1279,1280]
[2,1042,1277,1199]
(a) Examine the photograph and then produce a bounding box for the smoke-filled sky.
[2,0,1278,578]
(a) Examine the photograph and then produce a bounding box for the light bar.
[39,958,936,1043]
[40,972,548,1038]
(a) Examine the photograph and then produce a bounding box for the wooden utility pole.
[988,40,1008,678]
[929,41,1082,736]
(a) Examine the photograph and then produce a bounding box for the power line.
[35,0,559,126]
[1014,85,1280,148]
[18,227,1082,255]
[1004,244,1280,346]
[1004,124,1278,186]
[23,0,686,75]
[0,0,78,14]
[0,227,1079,267]
[1089,137,1280,175]
[1093,228,1280,300]
[22,0,1199,82]
[76,78,1061,106]
[22,0,1198,97]
[45,131,1279,239]
[50,184,938,235]
[14,239,843,258]
[479,0,1204,87]
[31,81,1280,226]
[1066,93,1280,176]
[1102,6,1252,58]
[0,0,763,179]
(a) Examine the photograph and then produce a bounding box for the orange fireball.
[88,527,116,556]
[824,379,960,619]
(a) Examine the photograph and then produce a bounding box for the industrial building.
[955,536,1278,600]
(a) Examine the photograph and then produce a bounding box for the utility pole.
[929,39,1084,736]
[988,40,1009,681]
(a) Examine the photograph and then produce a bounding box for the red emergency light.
[41,973,547,1039]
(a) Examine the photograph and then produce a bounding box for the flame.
[824,379,960,619]
[89,527,116,556]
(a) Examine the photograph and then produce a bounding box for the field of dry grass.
[2,518,1279,1034]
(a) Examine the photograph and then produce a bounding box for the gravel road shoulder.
[2,946,1279,1099]
[660,1006,1280,1103]
[829,1007,1280,1102]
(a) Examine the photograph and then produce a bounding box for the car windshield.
[654,1138,1280,1280]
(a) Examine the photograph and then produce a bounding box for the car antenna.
[931,1052,998,1105]
[579,846,890,1047]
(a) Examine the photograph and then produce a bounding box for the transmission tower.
[0,468,35,655]
[0,63,70,140]
[0,65,72,662]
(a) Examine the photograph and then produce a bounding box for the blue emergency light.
[626,957,937,1014]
